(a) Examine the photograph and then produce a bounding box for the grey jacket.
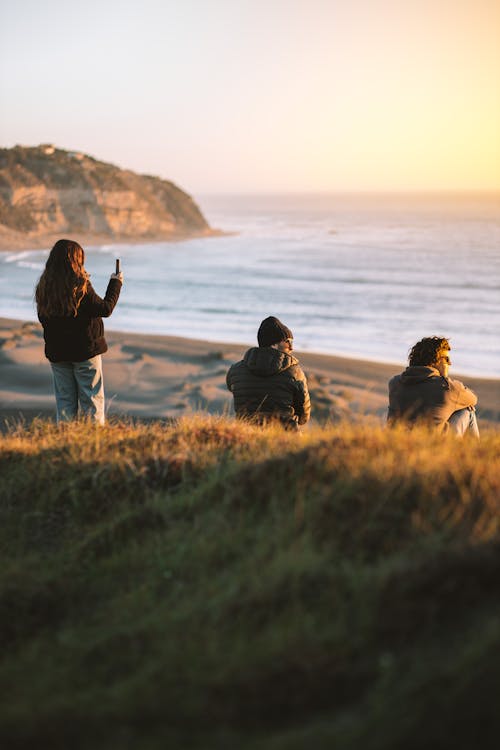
[226,347,311,427]
[388,366,477,431]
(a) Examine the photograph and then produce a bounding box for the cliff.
[0,145,214,250]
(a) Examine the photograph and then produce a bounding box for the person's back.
[39,280,121,363]
[36,238,123,424]
[226,316,310,429]
[388,336,479,436]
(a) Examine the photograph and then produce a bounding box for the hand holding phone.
[112,258,123,282]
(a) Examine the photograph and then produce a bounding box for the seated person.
[388,336,479,437]
[226,316,311,429]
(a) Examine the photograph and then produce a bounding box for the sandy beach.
[1,317,498,430]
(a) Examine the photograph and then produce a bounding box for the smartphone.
[115,258,121,274]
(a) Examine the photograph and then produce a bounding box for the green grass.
[1,416,499,749]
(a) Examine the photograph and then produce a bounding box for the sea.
[1,192,499,378]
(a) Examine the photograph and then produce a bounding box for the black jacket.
[39,278,122,363]
[226,347,311,426]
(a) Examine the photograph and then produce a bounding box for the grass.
[1,415,499,749]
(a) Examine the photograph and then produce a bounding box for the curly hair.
[35,239,89,317]
[408,336,450,367]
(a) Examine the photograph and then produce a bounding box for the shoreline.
[0,227,232,253]
[1,317,499,428]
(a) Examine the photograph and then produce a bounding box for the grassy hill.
[1,415,499,749]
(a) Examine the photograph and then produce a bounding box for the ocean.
[1,192,499,378]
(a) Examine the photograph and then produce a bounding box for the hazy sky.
[1,0,499,193]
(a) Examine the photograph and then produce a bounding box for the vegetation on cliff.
[0,145,211,246]
[1,415,499,749]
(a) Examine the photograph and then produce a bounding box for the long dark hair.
[35,239,89,317]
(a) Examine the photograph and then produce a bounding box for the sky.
[0,0,499,194]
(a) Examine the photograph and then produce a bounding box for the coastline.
[0,227,230,253]
[1,317,499,428]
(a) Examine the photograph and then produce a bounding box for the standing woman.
[35,238,123,424]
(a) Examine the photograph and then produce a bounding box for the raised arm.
[447,378,478,411]
[83,276,122,317]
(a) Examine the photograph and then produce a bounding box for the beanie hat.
[257,316,293,347]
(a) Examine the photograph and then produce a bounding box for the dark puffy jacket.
[388,365,477,431]
[226,347,311,427]
[38,279,122,363]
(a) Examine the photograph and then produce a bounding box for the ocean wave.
[4,250,46,264]
[1,195,498,377]
[19,261,45,271]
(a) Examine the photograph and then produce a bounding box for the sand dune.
[1,317,498,429]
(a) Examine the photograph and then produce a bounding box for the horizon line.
[195,188,500,197]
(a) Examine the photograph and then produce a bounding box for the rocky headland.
[0,145,216,250]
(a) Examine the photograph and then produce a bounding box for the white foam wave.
[4,250,45,264]
[18,261,45,271]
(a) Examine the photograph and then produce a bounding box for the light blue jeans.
[448,407,480,438]
[51,356,105,425]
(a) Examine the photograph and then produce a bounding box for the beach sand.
[1,317,499,429]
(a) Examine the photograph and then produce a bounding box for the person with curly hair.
[388,336,479,436]
[35,238,123,424]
